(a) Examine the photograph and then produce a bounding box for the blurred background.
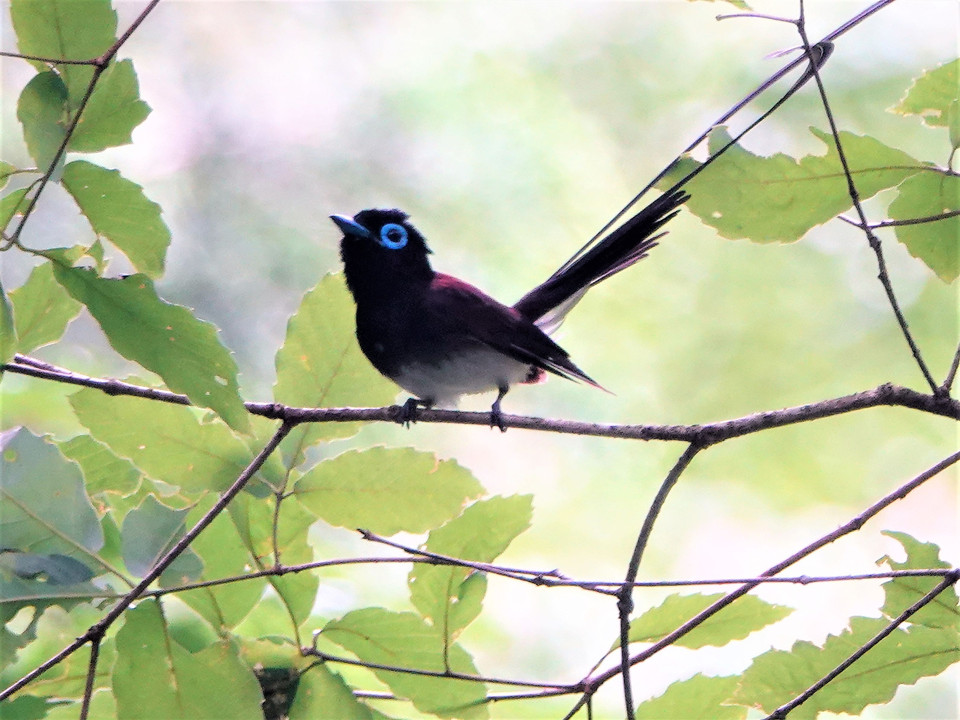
[2,1,958,716]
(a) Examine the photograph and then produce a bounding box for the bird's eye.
[379,223,408,250]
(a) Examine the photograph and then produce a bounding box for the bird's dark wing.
[427,274,601,387]
[513,189,688,324]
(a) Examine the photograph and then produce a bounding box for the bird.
[331,189,687,431]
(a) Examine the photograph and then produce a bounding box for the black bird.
[332,189,687,430]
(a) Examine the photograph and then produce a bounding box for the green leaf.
[322,608,488,719]
[113,601,264,720]
[289,665,375,720]
[892,59,959,129]
[69,388,253,493]
[0,429,105,644]
[294,447,484,535]
[121,494,203,586]
[635,674,745,720]
[1,188,30,232]
[9,262,83,353]
[0,280,15,365]
[274,274,396,456]
[409,495,532,636]
[61,160,169,277]
[879,531,959,629]
[889,172,960,282]
[52,265,249,432]
[16,71,69,172]
[736,616,960,719]
[57,434,140,496]
[69,59,150,152]
[659,127,923,242]
[624,592,792,649]
[10,0,116,106]
[0,162,16,190]
[0,427,104,560]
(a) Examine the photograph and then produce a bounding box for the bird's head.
[332,209,434,295]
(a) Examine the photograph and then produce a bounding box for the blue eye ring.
[379,223,408,250]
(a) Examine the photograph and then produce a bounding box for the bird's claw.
[397,397,422,427]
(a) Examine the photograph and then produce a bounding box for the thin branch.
[78,635,102,720]
[839,208,960,229]
[795,15,939,394]
[763,569,960,719]
[304,646,579,693]
[617,443,701,719]
[941,342,960,395]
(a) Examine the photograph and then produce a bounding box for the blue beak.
[330,214,373,240]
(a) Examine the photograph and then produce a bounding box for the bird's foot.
[397,397,426,427]
[490,387,508,433]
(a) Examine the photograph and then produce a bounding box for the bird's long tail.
[512,188,688,330]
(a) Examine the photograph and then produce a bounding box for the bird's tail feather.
[513,189,688,324]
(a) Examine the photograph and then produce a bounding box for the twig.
[304,646,578,692]
[794,9,939,394]
[617,443,702,719]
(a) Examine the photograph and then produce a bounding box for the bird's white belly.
[395,348,533,406]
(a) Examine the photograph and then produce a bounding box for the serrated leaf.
[889,172,960,282]
[409,495,532,635]
[892,59,959,129]
[113,601,263,720]
[294,447,484,535]
[624,592,792,650]
[635,674,745,720]
[274,274,396,457]
[879,531,959,629]
[121,494,202,585]
[52,265,249,432]
[69,59,150,152]
[57,434,140,496]
[0,281,15,365]
[69,388,253,493]
[736,616,960,719]
[11,0,116,106]
[289,665,375,720]
[322,608,488,719]
[61,160,169,277]
[659,127,923,242]
[16,71,69,172]
[9,262,83,353]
